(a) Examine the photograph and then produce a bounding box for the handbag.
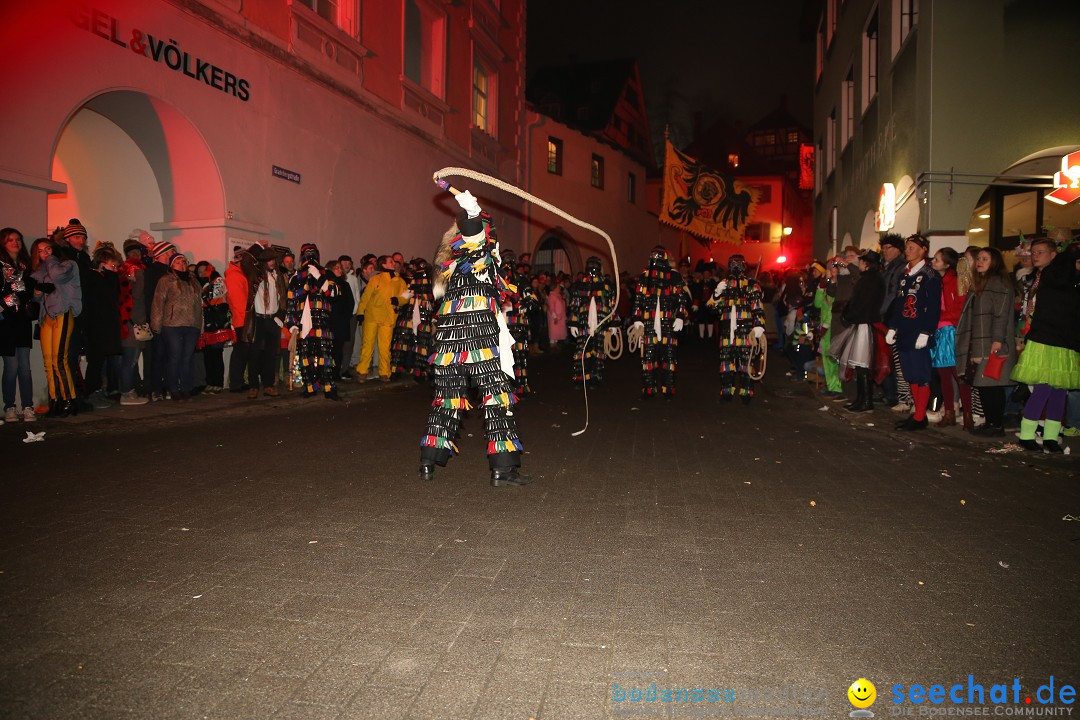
[984,352,1005,381]
[132,323,154,342]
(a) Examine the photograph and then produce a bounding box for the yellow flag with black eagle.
[661,139,759,245]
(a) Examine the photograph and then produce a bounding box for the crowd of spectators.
[763,230,1080,451]
[2,219,1077,452]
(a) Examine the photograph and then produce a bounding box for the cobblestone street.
[3,346,1077,719]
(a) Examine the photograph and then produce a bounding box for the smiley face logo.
[848,679,877,709]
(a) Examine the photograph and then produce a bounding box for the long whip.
[432,168,619,437]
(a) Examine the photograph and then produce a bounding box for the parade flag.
[661,139,759,245]
[799,144,815,190]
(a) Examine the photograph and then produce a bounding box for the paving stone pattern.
[2,346,1077,719]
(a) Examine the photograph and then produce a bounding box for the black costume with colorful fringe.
[391,262,435,381]
[498,258,531,396]
[631,248,691,397]
[710,257,767,399]
[284,245,339,396]
[568,258,615,384]
[420,210,523,470]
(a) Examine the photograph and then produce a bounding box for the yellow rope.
[433,167,620,437]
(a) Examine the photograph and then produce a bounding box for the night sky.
[526,0,815,159]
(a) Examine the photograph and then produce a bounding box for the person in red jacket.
[930,248,964,427]
[224,245,258,392]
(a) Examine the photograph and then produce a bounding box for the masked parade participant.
[630,246,691,398]
[886,233,942,430]
[568,256,616,385]
[706,254,767,403]
[284,243,340,399]
[498,249,531,396]
[419,190,530,488]
[391,259,436,382]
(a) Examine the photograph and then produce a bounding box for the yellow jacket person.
[354,255,410,381]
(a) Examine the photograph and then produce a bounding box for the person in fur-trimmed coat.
[630,246,691,398]
[419,191,530,488]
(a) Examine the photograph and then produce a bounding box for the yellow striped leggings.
[40,311,76,401]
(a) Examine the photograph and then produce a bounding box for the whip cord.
[433,168,620,437]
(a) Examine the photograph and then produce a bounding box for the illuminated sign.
[1046,150,1080,205]
[875,183,896,231]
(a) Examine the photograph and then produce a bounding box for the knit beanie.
[64,218,87,240]
[151,240,177,260]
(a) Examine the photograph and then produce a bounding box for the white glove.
[885,328,896,345]
[454,190,482,218]
[402,289,413,300]
[806,331,814,342]
[274,317,284,328]
[570,326,580,338]
[308,265,321,280]
[673,318,684,333]
[632,321,645,333]
[712,281,728,299]
[915,333,929,350]
[751,326,765,339]
[289,326,299,335]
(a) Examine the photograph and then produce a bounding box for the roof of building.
[526,58,637,133]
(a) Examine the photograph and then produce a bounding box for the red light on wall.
[776,255,788,264]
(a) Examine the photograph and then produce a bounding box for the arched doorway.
[532,232,577,276]
[49,91,225,264]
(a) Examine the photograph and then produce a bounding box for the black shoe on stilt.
[419,464,435,481]
[490,467,532,488]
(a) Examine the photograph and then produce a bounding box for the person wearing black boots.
[832,250,885,412]
[420,188,530,488]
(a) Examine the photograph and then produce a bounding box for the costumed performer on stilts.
[419,187,531,487]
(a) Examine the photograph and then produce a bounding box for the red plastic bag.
[984,353,1005,381]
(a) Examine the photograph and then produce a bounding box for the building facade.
[1,0,527,269]
[524,60,656,276]
[813,0,1080,258]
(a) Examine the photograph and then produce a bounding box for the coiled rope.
[603,326,623,361]
[432,168,620,437]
